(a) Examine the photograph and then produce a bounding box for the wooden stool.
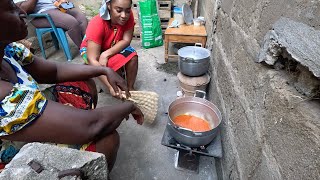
[164,18,207,62]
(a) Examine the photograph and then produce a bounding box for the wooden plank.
[134,18,169,31]
[133,0,172,8]
[132,0,172,39]
[132,0,172,18]
[158,0,172,10]
[133,8,170,20]
[132,7,139,21]
[132,34,141,39]
[160,18,169,28]
[134,25,141,34]
[158,9,171,19]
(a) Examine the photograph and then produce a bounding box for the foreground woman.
[0,0,144,172]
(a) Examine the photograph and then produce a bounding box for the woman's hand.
[99,51,110,67]
[131,104,144,125]
[99,56,108,67]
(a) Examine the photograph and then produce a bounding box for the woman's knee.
[109,131,120,149]
[65,18,81,31]
[131,55,138,62]
[127,55,138,66]
[86,79,97,95]
[96,130,120,152]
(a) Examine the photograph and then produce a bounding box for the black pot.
[178,46,211,77]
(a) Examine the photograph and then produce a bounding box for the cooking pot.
[178,45,211,77]
[167,91,222,147]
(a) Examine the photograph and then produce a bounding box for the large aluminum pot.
[178,46,211,77]
[167,91,222,147]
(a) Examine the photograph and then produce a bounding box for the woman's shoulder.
[4,42,34,66]
[89,15,109,26]
[86,15,111,36]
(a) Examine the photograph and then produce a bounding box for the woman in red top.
[80,0,138,97]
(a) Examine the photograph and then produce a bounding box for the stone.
[294,64,320,97]
[257,17,320,78]
[0,143,108,180]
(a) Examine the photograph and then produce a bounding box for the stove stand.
[174,150,200,173]
[161,126,222,173]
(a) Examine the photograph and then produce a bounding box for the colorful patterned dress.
[0,43,96,168]
[0,42,47,164]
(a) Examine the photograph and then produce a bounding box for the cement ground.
[41,39,218,180]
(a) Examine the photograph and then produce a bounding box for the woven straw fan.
[122,91,159,123]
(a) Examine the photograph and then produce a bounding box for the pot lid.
[182,3,193,25]
[178,46,211,59]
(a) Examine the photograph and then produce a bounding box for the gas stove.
[161,126,222,173]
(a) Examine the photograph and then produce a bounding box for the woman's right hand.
[99,51,109,67]
[99,56,108,67]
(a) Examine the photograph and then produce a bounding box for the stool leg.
[164,35,169,63]
[50,31,59,50]
[36,30,47,59]
[57,28,72,61]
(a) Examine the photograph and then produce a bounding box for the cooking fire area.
[105,40,222,180]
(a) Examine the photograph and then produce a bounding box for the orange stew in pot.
[173,114,211,132]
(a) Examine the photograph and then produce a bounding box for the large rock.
[0,143,108,180]
[258,17,320,78]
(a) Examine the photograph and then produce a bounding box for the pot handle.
[194,90,206,99]
[168,123,204,136]
[194,132,203,136]
[169,123,194,133]
[175,125,193,132]
[195,43,203,47]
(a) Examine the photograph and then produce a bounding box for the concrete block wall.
[198,0,320,179]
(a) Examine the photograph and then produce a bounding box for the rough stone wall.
[198,0,320,179]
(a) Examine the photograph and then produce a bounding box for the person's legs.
[66,8,88,38]
[95,130,120,171]
[31,9,83,48]
[125,55,138,91]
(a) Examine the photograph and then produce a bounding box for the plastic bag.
[138,0,163,48]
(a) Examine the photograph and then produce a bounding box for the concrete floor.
[42,39,218,180]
